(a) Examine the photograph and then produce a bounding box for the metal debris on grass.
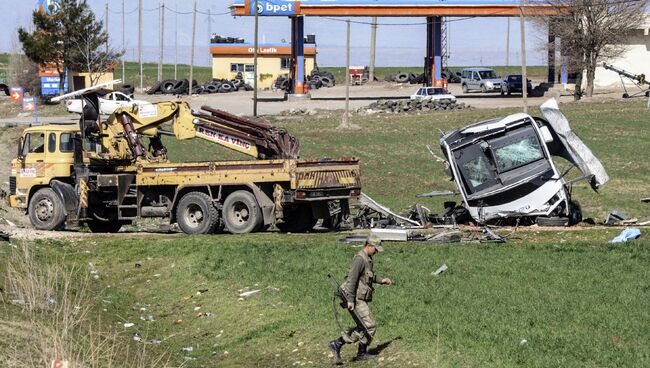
[432,264,448,276]
[239,289,261,298]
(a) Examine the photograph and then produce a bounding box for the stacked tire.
[147,78,252,95]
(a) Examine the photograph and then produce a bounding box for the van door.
[470,71,481,90]
[17,131,48,190]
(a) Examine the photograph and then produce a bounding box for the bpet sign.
[38,0,63,17]
[248,0,298,15]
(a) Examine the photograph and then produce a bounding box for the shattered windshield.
[493,136,544,173]
[463,155,492,189]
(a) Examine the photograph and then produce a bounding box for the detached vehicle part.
[439,98,608,225]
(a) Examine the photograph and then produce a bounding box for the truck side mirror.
[18,135,29,159]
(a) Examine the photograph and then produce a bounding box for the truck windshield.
[479,70,497,79]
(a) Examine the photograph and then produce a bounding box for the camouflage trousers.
[341,300,377,345]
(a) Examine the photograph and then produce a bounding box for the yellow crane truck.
[8,84,360,234]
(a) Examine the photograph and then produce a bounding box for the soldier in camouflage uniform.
[329,234,392,364]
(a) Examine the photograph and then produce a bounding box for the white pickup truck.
[65,91,149,115]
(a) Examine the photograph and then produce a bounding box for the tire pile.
[273,70,336,92]
[384,69,461,84]
[385,72,425,84]
[359,98,470,114]
[147,77,253,95]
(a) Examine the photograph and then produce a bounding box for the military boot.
[328,337,345,365]
[352,343,375,361]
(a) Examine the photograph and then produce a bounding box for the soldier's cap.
[366,233,384,252]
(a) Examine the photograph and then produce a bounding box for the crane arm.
[103,100,300,162]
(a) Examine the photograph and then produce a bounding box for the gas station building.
[210,41,317,89]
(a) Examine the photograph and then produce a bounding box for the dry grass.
[0,243,175,368]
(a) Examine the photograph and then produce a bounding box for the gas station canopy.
[231,0,555,17]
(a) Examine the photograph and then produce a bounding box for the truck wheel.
[222,190,262,234]
[481,84,487,93]
[176,192,220,234]
[276,204,316,233]
[29,188,66,230]
[87,220,123,233]
[462,84,468,93]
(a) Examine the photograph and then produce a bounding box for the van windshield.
[479,70,497,79]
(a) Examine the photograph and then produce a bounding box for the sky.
[1,0,551,67]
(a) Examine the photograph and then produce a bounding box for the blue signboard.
[41,74,68,96]
[248,0,297,15]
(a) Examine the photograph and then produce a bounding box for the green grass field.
[1,92,650,366]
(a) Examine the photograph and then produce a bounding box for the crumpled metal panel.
[540,98,609,190]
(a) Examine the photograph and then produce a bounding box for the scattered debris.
[149,339,162,345]
[605,210,637,225]
[609,228,641,243]
[432,264,448,276]
[370,228,409,242]
[358,98,470,115]
[139,315,155,322]
[197,288,209,294]
[239,289,261,298]
[134,262,142,268]
[133,333,142,342]
[123,322,135,328]
[338,235,368,244]
[520,339,528,346]
[182,346,194,352]
[0,217,16,227]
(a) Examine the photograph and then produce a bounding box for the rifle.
[327,274,373,344]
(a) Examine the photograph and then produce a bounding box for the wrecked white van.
[439,99,609,226]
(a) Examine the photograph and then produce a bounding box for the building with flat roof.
[210,36,317,90]
[594,16,650,88]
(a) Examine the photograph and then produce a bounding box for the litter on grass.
[609,228,641,243]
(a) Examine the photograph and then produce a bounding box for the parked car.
[460,67,503,93]
[65,91,148,115]
[501,74,533,96]
[410,87,456,102]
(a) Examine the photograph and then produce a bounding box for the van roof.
[462,67,495,71]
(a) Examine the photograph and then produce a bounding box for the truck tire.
[462,84,468,93]
[176,192,220,234]
[481,84,488,93]
[29,187,66,230]
[276,204,316,233]
[222,190,262,234]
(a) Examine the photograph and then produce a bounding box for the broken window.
[463,155,492,189]
[493,136,544,173]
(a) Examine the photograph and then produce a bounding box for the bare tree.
[536,0,648,99]
[73,23,123,86]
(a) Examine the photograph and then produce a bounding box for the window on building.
[230,63,245,72]
[245,64,255,72]
[280,57,290,70]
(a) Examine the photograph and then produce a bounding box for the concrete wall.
[212,55,315,89]
[595,27,650,88]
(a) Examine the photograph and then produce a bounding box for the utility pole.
[519,2,528,113]
[340,19,351,129]
[189,1,196,95]
[158,2,165,81]
[506,18,510,68]
[122,0,125,82]
[253,0,259,116]
[207,8,212,42]
[174,0,178,79]
[369,17,377,83]
[138,0,143,92]
[105,1,109,53]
